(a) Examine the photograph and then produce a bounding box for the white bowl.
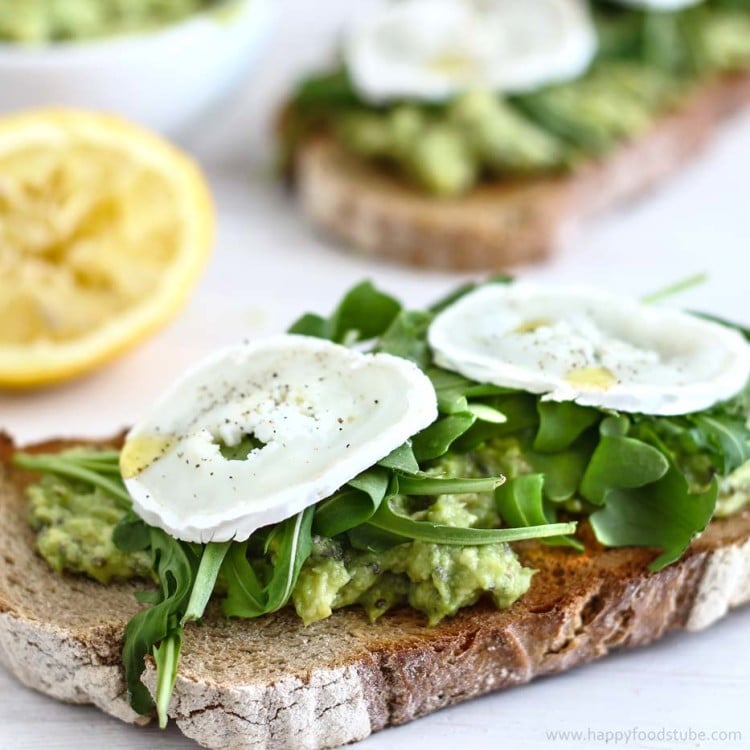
[0,0,274,134]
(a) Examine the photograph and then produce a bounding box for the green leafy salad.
[15,278,750,728]
[281,0,750,196]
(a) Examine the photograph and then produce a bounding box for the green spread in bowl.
[0,0,228,44]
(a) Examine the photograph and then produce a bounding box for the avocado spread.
[0,0,223,44]
[27,441,750,623]
[26,450,535,624]
[285,0,750,196]
[28,473,151,583]
[292,490,533,626]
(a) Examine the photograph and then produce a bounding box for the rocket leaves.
[495,474,583,550]
[366,493,576,546]
[687,414,750,475]
[222,508,315,619]
[13,450,130,509]
[313,468,391,538]
[579,416,670,505]
[534,401,599,453]
[412,414,477,461]
[313,466,576,551]
[288,280,401,345]
[590,464,718,571]
[116,520,199,725]
[378,310,433,368]
[112,518,229,727]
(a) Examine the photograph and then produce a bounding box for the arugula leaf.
[467,403,508,424]
[112,510,151,552]
[347,524,406,553]
[377,310,433,368]
[579,416,670,504]
[222,508,315,618]
[314,487,377,538]
[182,542,232,626]
[495,474,584,550]
[428,369,476,413]
[688,413,750,475]
[330,281,401,344]
[590,464,718,571]
[495,474,548,527]
[452,394,538,452]
[366,496,577,545]
[313,468,391,537]
[317,470,508,538]
[412,413,476,461]
[642,10,689,72]
[640,272,707,304]
[349,468,393,500]
[378,442,420,473]
[288,281,401,344]
[534,401,600,452]
[428,367,512,416]
[14,451,131,508]
[292,68,361,108]
[396,474,502,496]
[119,524,199,720]
[286,313,331,339]
[153,632,182,729]
[527,441,594,503]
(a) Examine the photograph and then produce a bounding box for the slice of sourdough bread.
[2,432,750,750]
[295,71,750,271]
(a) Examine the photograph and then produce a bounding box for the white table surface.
[2,1,750,748]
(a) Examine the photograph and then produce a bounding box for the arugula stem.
[641,272,708,304]
[13,452,131,508]
[181,542,231,626]
[153,631,182,730]
[368,500,576,545]
[397,475,504,496]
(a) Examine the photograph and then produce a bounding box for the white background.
[1,1,749,748]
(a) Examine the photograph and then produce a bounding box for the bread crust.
[295,71,750,270]
[1,432,749,750]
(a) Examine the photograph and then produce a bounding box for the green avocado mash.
[28,473,151,583]
[26,441,750,625]
[0,0,223,44]
[26,458,535,625]
[717,460,750,517]
[283,0,750,196]
[293,490,532,626]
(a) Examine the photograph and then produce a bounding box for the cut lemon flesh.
[0,110,214,388]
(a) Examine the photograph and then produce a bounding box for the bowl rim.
[0,0,264,59]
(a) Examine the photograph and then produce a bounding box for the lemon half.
[0,110,214,388]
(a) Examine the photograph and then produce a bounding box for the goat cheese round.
[428,284,750,416]
[121,335,437,542]
[344,0,597,104]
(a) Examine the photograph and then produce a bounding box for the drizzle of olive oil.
[565,366,616,391]
[120,434,175,479]
[514,319,551,334]
[427,53,479,79]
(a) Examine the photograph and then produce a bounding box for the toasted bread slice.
[1,432,749,750]
[295,72,750,271]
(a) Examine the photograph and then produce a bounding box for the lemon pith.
[0,110,214,388]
